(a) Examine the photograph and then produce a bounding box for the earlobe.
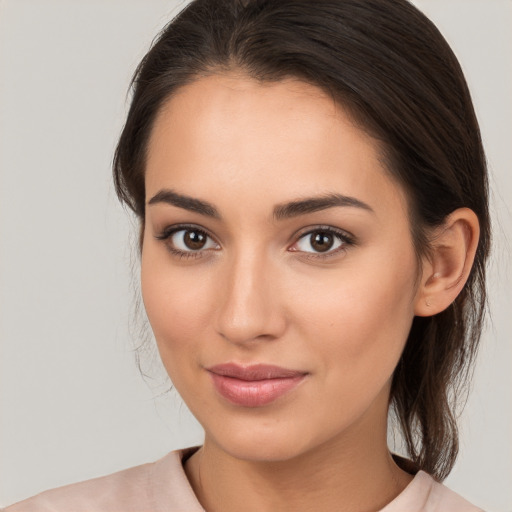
[414,208,480,317]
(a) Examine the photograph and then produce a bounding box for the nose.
[214,250,287,346]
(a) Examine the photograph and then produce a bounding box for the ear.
[414,208,480,317]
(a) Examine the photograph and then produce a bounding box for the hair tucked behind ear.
[113,0,490,480]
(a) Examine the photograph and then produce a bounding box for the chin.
[204,416,328,463]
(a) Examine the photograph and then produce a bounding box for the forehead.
[145,73,408,219]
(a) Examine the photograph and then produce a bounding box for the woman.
[4,0,491,510]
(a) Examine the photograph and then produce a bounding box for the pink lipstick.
[206,363,307,407]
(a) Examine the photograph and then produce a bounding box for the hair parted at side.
[113,0,490,481]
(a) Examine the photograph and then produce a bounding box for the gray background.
[0,0,510,510]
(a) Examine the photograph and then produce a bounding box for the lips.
[206,363,307,407]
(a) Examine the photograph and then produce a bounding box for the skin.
[141,73,479,512]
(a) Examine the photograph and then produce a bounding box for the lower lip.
[209,373,306,407]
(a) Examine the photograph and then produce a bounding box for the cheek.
[288,254,417,378]
[140,249,214,363]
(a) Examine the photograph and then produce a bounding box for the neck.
[184,410,413,512]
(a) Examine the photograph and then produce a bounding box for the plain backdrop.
[0,0,511,510]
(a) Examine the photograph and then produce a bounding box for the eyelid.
[291,225,356,244]
[154,223,355,260]
[155,223,218,242]
[154,223,220,259]
[288,225,356,258]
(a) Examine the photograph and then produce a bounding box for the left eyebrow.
[273,193,374,221]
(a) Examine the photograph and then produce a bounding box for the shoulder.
[381,470,484,512]
[3,448,203,512]
[426,476,485,512]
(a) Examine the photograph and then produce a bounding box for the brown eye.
[168,228,219,252]
[292,228,347,255]
[310,232,334,252]
[183,230,207,250]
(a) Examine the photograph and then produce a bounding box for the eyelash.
[291,225,355,261]
[155,224,218,261]
[154,224,356,261]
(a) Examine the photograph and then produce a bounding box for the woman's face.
[142,73,423,462]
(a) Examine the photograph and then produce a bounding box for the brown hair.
[113,0,490,480]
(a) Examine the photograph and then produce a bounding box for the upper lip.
[206,363,307,381]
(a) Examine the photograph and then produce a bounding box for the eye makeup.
[289,225,356,261]
[154,224,220,260]
[154,222,357,262]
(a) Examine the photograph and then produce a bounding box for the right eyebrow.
[147,189,221,219]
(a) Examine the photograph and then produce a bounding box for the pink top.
[4,448,484,511]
